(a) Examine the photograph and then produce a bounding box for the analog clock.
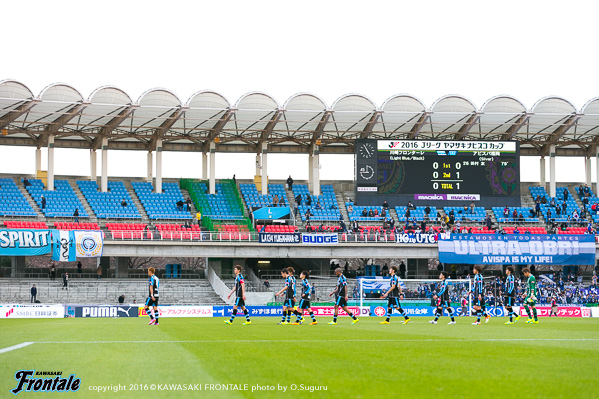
[359,165,375,180]
[359,143,375,159]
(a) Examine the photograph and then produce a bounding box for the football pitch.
[1,317,598,399]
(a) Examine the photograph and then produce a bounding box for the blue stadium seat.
[0,178,37,217]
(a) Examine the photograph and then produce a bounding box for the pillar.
[202,152,208,180]
[155,139,163,193]
[101,137,108,192]
[312,150,320,196]
[35,148,41,174]
[115,257,130,278]
[11,256,26,278]
[549,145,556,198]
[596,152,599,194]
[147,152,153,182]
[47,135,55,191]
[261,143,268,196]
[585,157,592,186]
[255,154,261,176]
[209,142,216,194]
[308,154,314,192]
[540,157,546,188]
[90,150,97,181]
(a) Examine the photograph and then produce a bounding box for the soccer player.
[504,266,520,325]
[550,296,558,317]
[275,267,302,324]
[328,268,359,325]
[380,265,410,324]
[429,271,456,325]
[522,267,539,324]
[144,267,160,326]
[275,268,289,324]
[224,265,251,325]
[293,270,318,325]
[470,265,486,325]
[285,267,304,324]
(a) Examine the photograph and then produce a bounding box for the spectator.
[382,200,389,209]
[264,279,270,290]
[232,174,236,185]
[314,201,321,210]
[30,284,37,303]
[121,199,128,207]
[50,263,56,281]
[373,208,379,217]
[280,197,286,206]
[306,195,312,207]
[556,206,562,216]
[541,196,547,204]
[514,226,520,234]
[196,211,202,226]
[368,209,374,217]
[62,272,68,290]
[286,176,294,190]
[389,217,395,229]
[405,209,411,218]
[469,201,475,214]
[424,205,431,215]
[503,206,510,218]
[562,201,567,214]
[563,188,569,201]
[118,294,125,304]
[381,208,386,217]
[176,200,184,211]
[41,195,46,210]
[339,220,347,232]
[399,261,406,279]
[295,194,302,205]
[407,201,416,210]
[97,266,102,280]
[347,204,354,213]
[572,209,579,223]
[512,209,518,221]
[352,220,359,232]
[23,177,31,187]
[77,261,82,276]
[485,215,493,230]
[535,201,541,216]
[550,198,556,207]
[73,208,79,223]
[273,194,279,206]
[186,197,192,211]
[293,202,299,217]
[362,208,368,217]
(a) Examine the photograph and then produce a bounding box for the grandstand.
[132,181,191,220]
[26,179,88,219]
[77,180,141,219]
[0,177,37,217]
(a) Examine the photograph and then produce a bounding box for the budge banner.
[438,234,596,265]
[301,233,338,245]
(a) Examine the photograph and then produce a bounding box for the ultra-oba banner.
[439,234,596,265]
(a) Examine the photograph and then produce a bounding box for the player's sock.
[349,312,357,320]
[309,312,316,322]
[507,307,513,322]
[448,307,455,322]
[434,311,440,322]
[146,308,154,320]
[280,311,286,323]
[229,309,236,323]
[524,304,531,318]
[244,308,250,322]
[532,308,538,321]
[476,310,481,322]
[398,307,409,320]
[154,309,159,323]
[333,314,338,323]
[385,308,391,322]
[286,310,291,323]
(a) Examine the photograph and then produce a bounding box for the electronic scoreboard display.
[355,140,520,202]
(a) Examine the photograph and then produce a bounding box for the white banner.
[0,304,64,318]
[147,305,214,318]
[302,233,339,245]
[74,231,104,258]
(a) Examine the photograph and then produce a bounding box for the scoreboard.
[355,139,520,206]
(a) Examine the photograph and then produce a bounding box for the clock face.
[359,143,375,159]
[359,165,375,180]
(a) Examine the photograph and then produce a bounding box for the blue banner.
[438,234,596,265]
[213,306,284,317]
[302,233,338,245]
[370,305,507,317]
[358,276,406,291]
[51,230,77,262]
[0,229,51,256]
[395,233,437,244]
[259,233,301,244]
[253,207,291,220]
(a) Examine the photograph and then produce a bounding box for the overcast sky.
[2,0,598,183]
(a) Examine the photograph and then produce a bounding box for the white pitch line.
[35,338,599,344]
[0,342,34,354]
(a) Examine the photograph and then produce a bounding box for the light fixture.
[257,260,270,264]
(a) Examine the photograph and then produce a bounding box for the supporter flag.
[51,230,77,262]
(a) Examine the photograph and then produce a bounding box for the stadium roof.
[1,79,598,156]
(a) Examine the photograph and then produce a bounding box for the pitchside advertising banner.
[438,234,596,265]
[1,304,64,318]
[395,233,437,244]
[213,306,370,318]
[302,233,338,245]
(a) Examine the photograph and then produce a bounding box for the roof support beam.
[93,105,137,150]
[541,113,582,156]
[360,111,382,139]
[503,113,530,140]
[203,109,234,152]
[408,112,431,139]
[257,109,284,152]
[44,103,89,135]
[150,107,186,151]
[455,113,480,139]
[0,100,39,130]
[309,110,332,152]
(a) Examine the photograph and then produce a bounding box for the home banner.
[51,230,76,262]
[0,229,51,256]
[438,234,595,265]
[74,230,104,257]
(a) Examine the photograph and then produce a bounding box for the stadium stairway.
[68,178,99,224]
[124,180,150,224]
[0,279,225,305]
[179,187,197,216]
[335,191,349,223]
[14,177,45,221]
[568,183,593,224]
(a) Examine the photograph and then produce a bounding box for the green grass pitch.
[1,317,598,399]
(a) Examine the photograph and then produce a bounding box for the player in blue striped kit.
[429,271,456,325]
[504,266,520,325]
[224,265,251,325]
[380,266,411,325]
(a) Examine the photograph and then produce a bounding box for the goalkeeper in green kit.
[522,268,538,324]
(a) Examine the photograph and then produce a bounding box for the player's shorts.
[525,297,536,306]
[475,296,485,307]
[145,296,158,307]
[235,297,245,307]
[335,297,347,307]
[504,296,515,307]
[284,299,295,308]
[387,297,401,308]
[299,298,311,309]
[436,299,450,308]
